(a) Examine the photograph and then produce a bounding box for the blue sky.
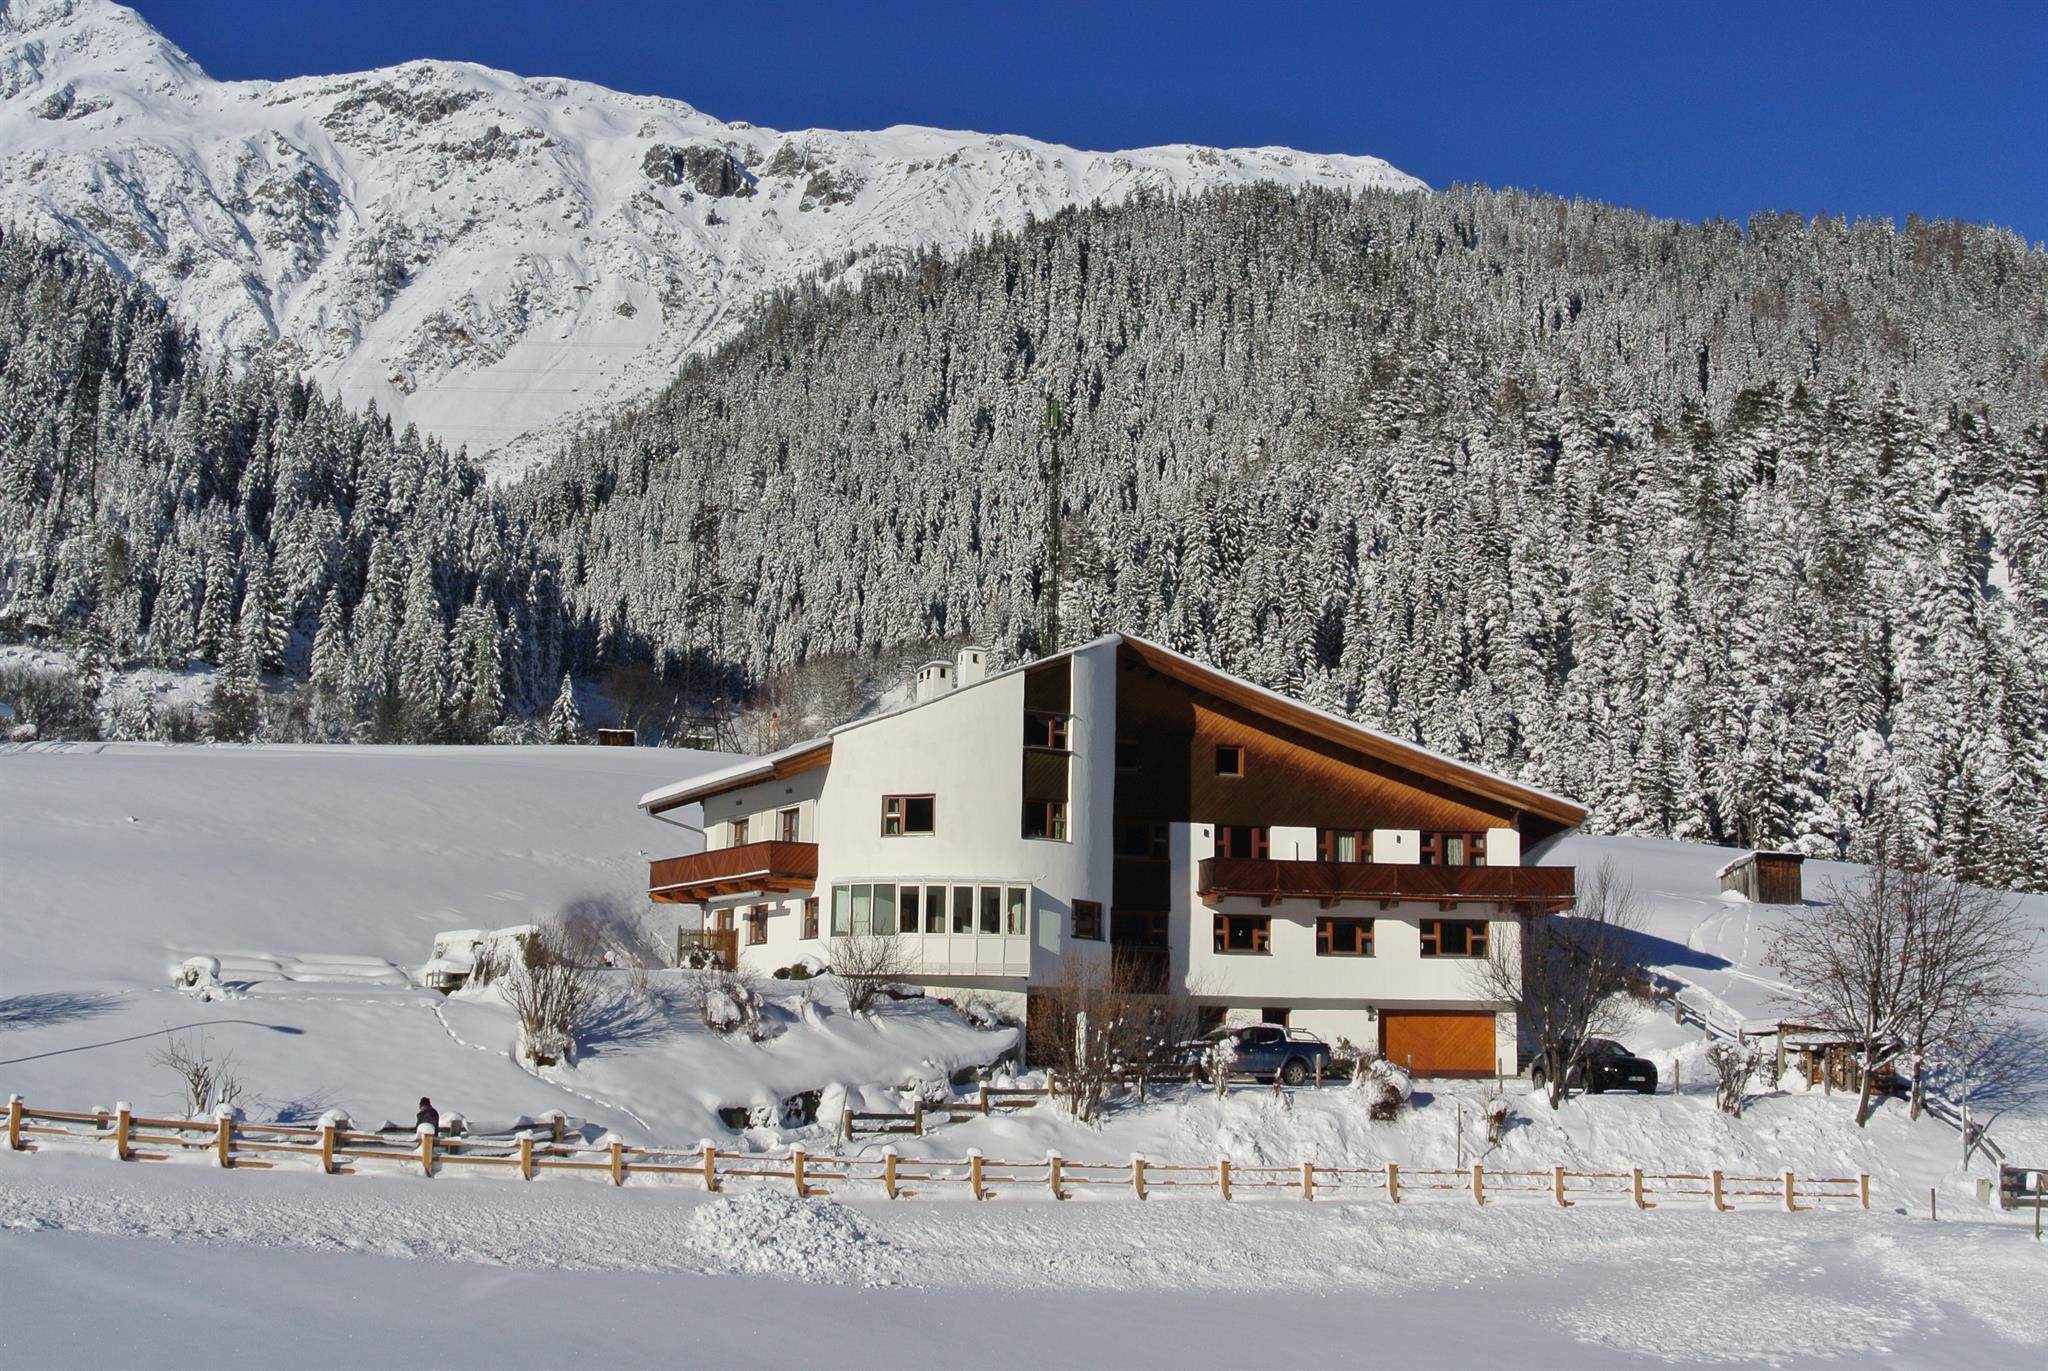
[140,0,2047,243]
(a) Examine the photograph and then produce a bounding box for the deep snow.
[5,740,2048,1365]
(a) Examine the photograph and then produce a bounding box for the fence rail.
[6,1094,1869,1213]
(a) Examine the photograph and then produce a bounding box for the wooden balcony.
[1197,858,1575,913]
[648,841,818,903]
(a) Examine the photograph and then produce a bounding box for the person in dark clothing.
[416,1097,440,1133]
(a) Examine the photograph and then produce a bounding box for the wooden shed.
[1717,849,1804,904]
[594,728,637,747]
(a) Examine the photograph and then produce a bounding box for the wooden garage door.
[1381,1011,1496,1077]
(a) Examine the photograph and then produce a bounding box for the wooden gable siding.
[1113,644,1522,835]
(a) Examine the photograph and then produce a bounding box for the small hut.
[1717,849,1805,904]
[594,727,637,746]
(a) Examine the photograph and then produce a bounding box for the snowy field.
[4,742,2047,1366]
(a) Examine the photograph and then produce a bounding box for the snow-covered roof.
[638,633,1586,827]
[1715,849,1807,879]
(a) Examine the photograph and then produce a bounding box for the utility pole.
[1039,394,1068,656]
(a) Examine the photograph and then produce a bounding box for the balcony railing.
[648,841,819,903]
[1197,858,1575,912]
[674,928,739,970]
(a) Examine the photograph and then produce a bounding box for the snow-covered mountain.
[0,1,1424,475]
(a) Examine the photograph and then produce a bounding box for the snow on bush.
[1349,1054,1411,1121]
[683,1191,881,1280]
[171,955,223,1000]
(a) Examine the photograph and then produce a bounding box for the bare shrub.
[829,931,913,1014]
[152,1030,244,1116]
[1348,1051,1411,1121]
[1708,1039,1764,1117]
[1472,860,1646,1109]
[502,919,604,1065]
[1036,958,1205,1122]
[1484,1091,1514,1145]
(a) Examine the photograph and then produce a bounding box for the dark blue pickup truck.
[1184,1023,1335,1086]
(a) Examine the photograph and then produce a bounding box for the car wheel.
[1586,1077,1604,1095]
[1280,1058,1310,1087]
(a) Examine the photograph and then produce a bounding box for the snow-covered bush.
[901,1060,951,1106]
[1350,1054,1411,1122]
[692,965,765,1039]
[501,919,603,1066]
[171,955,223,1000]
[1484,1092,1514,1145]
[1208,1033,1238,1100]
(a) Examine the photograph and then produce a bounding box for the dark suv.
[1184,1023,1334,1086]
[1531,1038,1658,1094]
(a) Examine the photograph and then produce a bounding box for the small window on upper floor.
[1024,712,1070,751]
[1072,899,1104,941]
[882,795,935,836]
[731,817,750,846]
[1023,798,1069,842]
[1215,745,1246,778]
[779,807,801,843]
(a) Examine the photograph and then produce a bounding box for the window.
[1260,1007,1292,1027]
[980,886,1002,935]
[898,884,921,934]
[1115,740,1140,771]
[1072,899,1103,941]
[882,795,935,836]
[1114,822,1168,860]
[1215,745,1245,777]
[952,885,974,934]
[831,883,1027,939]
[1421,832,1487,867]
[1318,829,1369,864]
[731,817,749,846]
[830,887,851,936]
[924,885,946,934]
[1007,887,1027,936]
[802,897,819,941]
[1316,916,1374,957]
[1213,914,1271,954]
[870,884,896,935]
[713,908,734,934]
[1023,798,1069,841]
[779,807,801,843]
[1420,919,1489,958]
[1113,909,1168,947]
[1024,712,1070,750]
[745,906,767,946]
[1214,825,1269,860]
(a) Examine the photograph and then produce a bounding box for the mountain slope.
[0,0,1423,474]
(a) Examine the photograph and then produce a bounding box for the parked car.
[1530,1038,1658,1094]
[1182,1023,1334,1086]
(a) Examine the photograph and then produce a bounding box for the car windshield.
[1201,1026,1234,1042]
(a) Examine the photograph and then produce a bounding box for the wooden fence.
[5,1094,1869,1212]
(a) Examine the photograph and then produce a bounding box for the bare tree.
[1034,957,1204,1122]
[1707,1039,1764,1117]
[502,918,605,1065]
[829,930,914,1014]
[152,1030,245,1117]
[1471,860,1646,1109]
[1770,844,2038,1127]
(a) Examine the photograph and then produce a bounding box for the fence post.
[1712,1169,1729,1211]
[1631,1167,1653,1209]
[1219,1156,1232,1202]
[1858,1173,1870,1210]
[1783,1170,1800,1213]
[968,1149,985,1201]
[610,1139,626,1187]
[1131,1153,1147,1201]
[418,1125,435,1178]
[1302,1161,1315,1201]
[791,1145,807,1198]
[701,1141,719,1193]
[1387,1160,1400,1204]
[1472,1163,1485,1207]
[7,1094,24,1151]
[114,1102,131,1162]
[1314,1059,1323,1089]
[550,1112,566,1146]
[518,1132,534,1181]
[839,1107,850,1146]
[883,1147,899,1200]
[914,1100,925,1138]
[214,1106,234,1168]
[1048,1150,1065,1200]
[978,1084,990,1115]
[320,1119,338,1175]
[1553,1165,1572,1208]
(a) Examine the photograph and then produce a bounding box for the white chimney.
[955,646,988,688]
[914,660,953,704]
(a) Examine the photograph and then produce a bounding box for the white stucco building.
[639,635,1584,1076]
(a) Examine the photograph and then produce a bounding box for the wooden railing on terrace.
[648,840,818,903]
[1197,858,1575,911]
